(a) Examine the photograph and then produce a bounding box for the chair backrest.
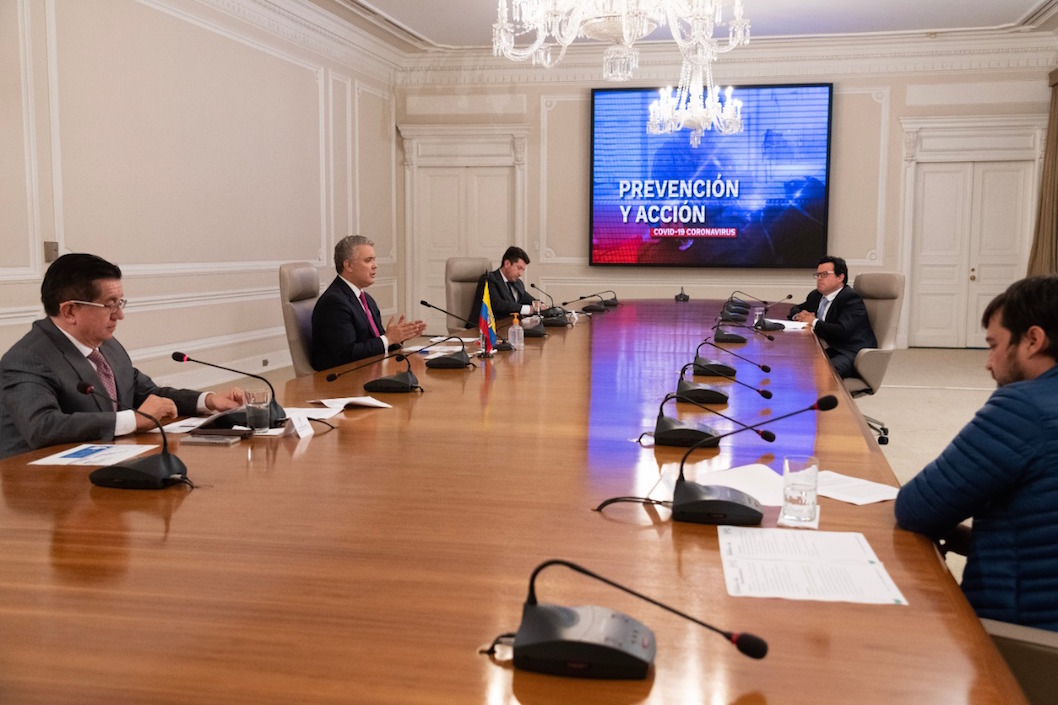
[981,618,1058,705]
[445,257,491,334]
[854,271,904,351]
[279,262,320,377]
[845,271,905,394]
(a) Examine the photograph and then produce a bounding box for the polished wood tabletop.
[0,300,1024,704]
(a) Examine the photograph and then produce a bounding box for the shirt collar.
[56,324,94,358]
[822,285,844,303]
[339,275,365,300]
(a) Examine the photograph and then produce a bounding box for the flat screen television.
[590,83,833,268]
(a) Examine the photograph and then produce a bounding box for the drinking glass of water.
[780,455,818,524]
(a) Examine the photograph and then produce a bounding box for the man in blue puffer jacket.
[895,275,1058,631]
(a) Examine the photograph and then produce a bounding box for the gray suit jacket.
[0,318,201,459]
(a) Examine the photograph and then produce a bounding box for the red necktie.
[87,349,118,410]
[360,291,381,337]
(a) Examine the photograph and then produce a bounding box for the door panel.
[908,164,971,347]
[965,161,1033,347]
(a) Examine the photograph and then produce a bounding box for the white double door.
[908,160,1036,348]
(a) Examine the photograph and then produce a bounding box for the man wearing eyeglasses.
[788,255,877,379]
[0,253,244,459]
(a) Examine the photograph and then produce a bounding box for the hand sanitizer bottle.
[508,314,524,349]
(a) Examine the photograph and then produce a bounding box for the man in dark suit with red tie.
[311,235,427,371]
[788,255,877,378]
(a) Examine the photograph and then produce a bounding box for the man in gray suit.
[0,253,244,459]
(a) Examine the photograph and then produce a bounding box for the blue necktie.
[816,296,829,320]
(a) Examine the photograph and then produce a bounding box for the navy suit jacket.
[789,285,877,376]
[0,318,201,459]
[311,276,388,371]
[468,269,533,324]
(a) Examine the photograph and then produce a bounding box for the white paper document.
[29,444,154,466]
[283,406,343,420]
[692,463,784,506]
[308,396,392,409]
[154,417,209,434]
[718,526,907,605]
[818,470,899,505]
[774,319,808,330]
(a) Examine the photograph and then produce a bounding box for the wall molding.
[539,94,588,266]
[396,31,1058,88]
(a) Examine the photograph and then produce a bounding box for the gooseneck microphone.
[759,294,794,331]
[417,335,474,370]
[363,353,421,393]
[652,393,721,448]
[561,294,607,313]
[528,283,567,322]
[421,300,514,351]
[651,392,776,447]
[76,382,188,489]
[696,363,773,399]
[325,349,404,382]
[504,559,766,679]
[579,289,619,308]
[665,395,838,525]
[675,362,728,405]
[668,393,777,442]
[697,339,772,373]
[420,299,475,331]
[713,318,775,342]
[678,395,838,472]
[171,352,286,428]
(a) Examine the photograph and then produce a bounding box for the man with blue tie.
[311,235,426,371]
[788,255,877,378]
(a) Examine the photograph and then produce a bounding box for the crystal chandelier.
[647,1,749,143]
[647,60,743,146]
[493,1,750,141]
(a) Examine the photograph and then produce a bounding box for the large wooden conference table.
[0,300,1024,704]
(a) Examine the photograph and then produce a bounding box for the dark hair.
[981,275,1058,360]
[334,235,374,274]
[818,255,848,284]
[501,246,530,267]
[41,254,122,316]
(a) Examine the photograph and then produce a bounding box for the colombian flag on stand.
[478,281,498,354]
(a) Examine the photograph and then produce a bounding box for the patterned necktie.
[816,296,830,321]
[360,291,381,337]
[87,349,118,410]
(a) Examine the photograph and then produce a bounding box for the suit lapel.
[37,319,110,412]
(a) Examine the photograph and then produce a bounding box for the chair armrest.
[852,347,892,393]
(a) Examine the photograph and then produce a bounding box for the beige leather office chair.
[444,257,491,334]
[279,262,320,377]
[981,618,1058,705]
[843,271,905,445]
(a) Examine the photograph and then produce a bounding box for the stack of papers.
[719,527,907,605]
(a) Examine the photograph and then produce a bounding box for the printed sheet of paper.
[718,526,907,605]
[29,444,154,466]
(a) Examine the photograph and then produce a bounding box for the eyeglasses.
[66,299,127,313]
[812,271,835,279]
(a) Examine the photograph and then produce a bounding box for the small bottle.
[508,313,524,349]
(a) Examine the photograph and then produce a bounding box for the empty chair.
[842,271,905,444]
[981,618,1058,705]
[444,257,491,334]
[279,262,320,377]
